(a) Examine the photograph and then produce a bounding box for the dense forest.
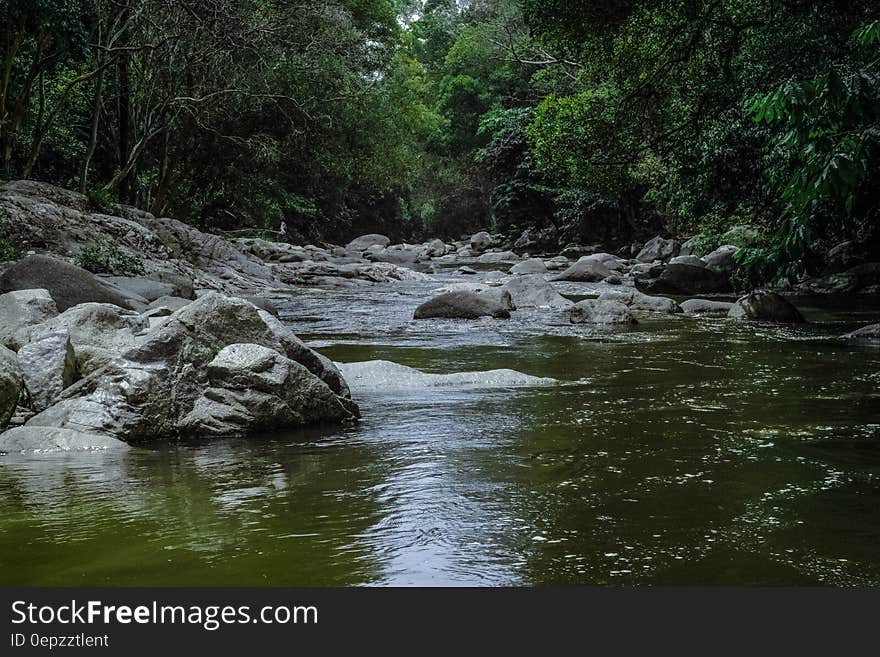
[1,0,878,284]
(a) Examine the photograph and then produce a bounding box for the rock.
[636,236,679,263]
[470,231,495,253]
[337,360,556,392]
[544,256,569,271]
[435,283,515,311]
[101,276,176,302]
[509,258,548,275]
[477,250,519,264]
[0,288,58,350]
[512,227,558,253]
[0,426,128,452]
[825,241,869,274]
[25,293,357,440]
[586,253,626,270]
[456,246,476,258]
[36,302,149,375]
[702,245,739,274]
[456,266,477,275]
[551,256,614,282]
[414,291,511,320]
[598,288,680,314]
[679,236,706,258]
[0,345,23,427]
[236,295,278,317]
[680,299,735,316]
[503,275,572,309]
[728,291,805,323]
[365,248,420,268]
[669,255,706,268]
[603,275,623,285]
[422,239,448,257]
[842,323,880,340]
[0,255,141,311]
[567,299,636,325]
[720,225,759,248]
[346,234,391,251]
[642,264,733,295]
[17,330,76,411]
[177,343,358,437]
[145,296,192,314]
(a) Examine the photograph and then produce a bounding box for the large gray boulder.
[178,344,357,437]
[728,291,805,323]
[842,323,880,340]
[25,293,358,440]
[365,248,420,268]
[477,250,519,264]
[702,245,739,274]
[0,255,140,311]
[567,299,636,325]
[36,302,149,375]
[0,426,128,452]
[101,276,177,302]
[509,258,549,275]
[17,330,77,411]
[636,236,679,263]
[414,291,512,320]
[503,275,572,309]
[0,288,58,350]
[421,239,449,257]
[680,299,735,316]
[0,345,23,428]
[470,231,495,253]
[669,255,706,268]
[643,264,732,295]
[552,256,614,282]
[346,234,391,251]
[720,225,759,248]
[598,288,680,314]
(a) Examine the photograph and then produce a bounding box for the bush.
[75,239,145,275]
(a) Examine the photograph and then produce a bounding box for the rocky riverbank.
[1,180,878,452]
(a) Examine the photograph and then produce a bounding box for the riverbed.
[1,270,879,585]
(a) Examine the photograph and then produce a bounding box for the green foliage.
[75,238,144,276]
[86,187,117,215]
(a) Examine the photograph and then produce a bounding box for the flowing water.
[2,269,879,586]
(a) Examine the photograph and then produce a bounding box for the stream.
[2,267,879,585]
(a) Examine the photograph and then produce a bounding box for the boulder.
[679,236,705,258]
[36,302,149,375]
[0,255,140,311]
[680,299,735,316]
[0,426,128,452]
[414,291,512,320]
[636,236,679,263]
[101,276,176,302]
[669,255,706,268]
[842,323,880,340]
[544,256,569,271]
[503,275,572,309]
[435,283,515,311]
[0,288,58,350]
[177,343,358,437]
[598,288,680,314]
[236,295,278,317]
[728,291,805,323]
[346,234,391,251]
[825,241,869,274]
[720,225,759,248]
[470,231,495,253]
[512,227,558,253]
[456,266,477,275]
[25,293,357,440]
[145,295,192,314]
[509,258,548,275]
[642,264,733,295]
[477,250,519,264]
[0,345,23,427]
[365,248,420,268]
[551,256,614,282]
[702,245,739,274]
[567,299,636,325]
[17,330,77,411]
[421,239,448,257]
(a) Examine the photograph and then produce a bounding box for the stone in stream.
[25,293,358,441]
[842,323,880,340]
[636,236,679,263]
[434,282,515,311]
[680,298,734,316]
[509,258,548,275]
[503,275,572,309]
[567,299,636,325]
[669,255,706,268]
[16,329,77,411]
[598,288,680,314]
[642,263,732,295]
[0,426,128,452]
[702,245,739,274]
[0,255,142,311]
[551,256,614,282]
[414,291,512,320]
[728,291,805,323]
[0,345,23,428]
[477,250,519,264]
[336,360,556,392]
[456,266,477,275]
[346,234,391,251]
[0,288,58,350]
[470,231,495,253]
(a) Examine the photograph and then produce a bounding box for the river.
[1,267,879,585]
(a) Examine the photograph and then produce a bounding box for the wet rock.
[509,258,548,275]
[477,250,519,264]
[346,234,391,251]
[552,256,614,282]
[642,264,732,295]
[544,256,569,271]
[842,323,880,340]
[680,299,735,316]
[456,266,477,275]
[364,248,420,268]
[669,255,706,268]
[0,288,58,350]
[679,236,706,258]
[503,275,572,309]
[702,245,739,275]
[337,360,555,392]
[434,282,515,311]
[178,343,358,437]
[17,330,76,412]
[0,255,141,312]
[0,426,128,452]
[567,299,636,325]
[636,236,679,263]
[414,291,511,320]
[421,239,449,257]
[598,288,680,314]
[470,231,495,253]
[728,291,805,323]
[0,345,23,428]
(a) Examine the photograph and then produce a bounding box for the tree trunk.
[80,66,106,193]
